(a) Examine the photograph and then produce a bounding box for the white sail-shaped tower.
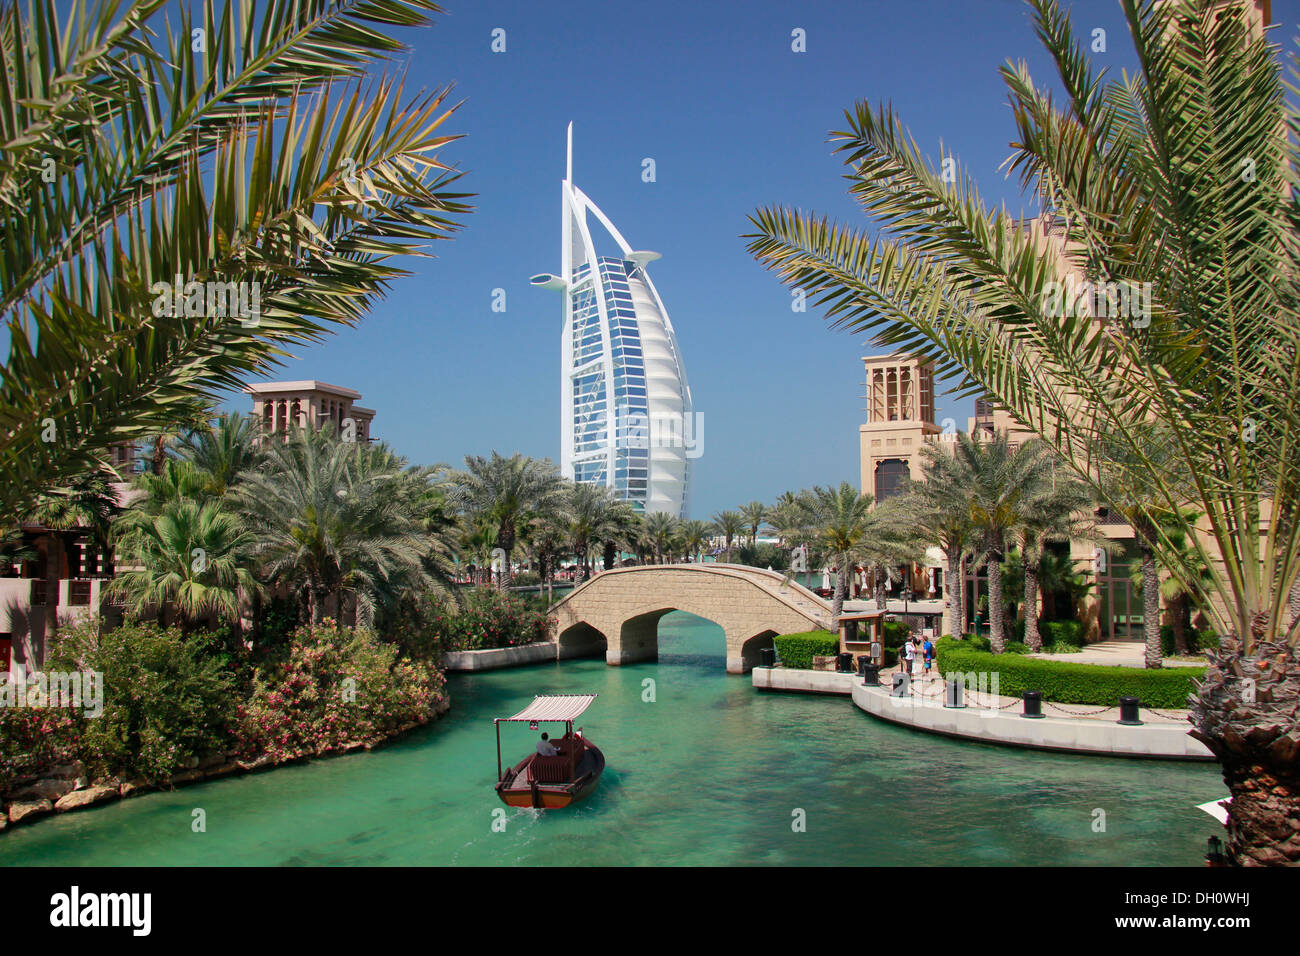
[531,124,694,517]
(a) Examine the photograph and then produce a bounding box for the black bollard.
[1022,690,1044,718]
[759,647,776,668]
[944,678,965,708]
[1118,696,1143,725]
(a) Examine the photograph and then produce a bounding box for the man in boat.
[536,732,562,757]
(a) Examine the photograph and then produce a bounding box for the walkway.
[1030,640,1208,669]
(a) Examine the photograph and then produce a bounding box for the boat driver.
[536,732,561,757]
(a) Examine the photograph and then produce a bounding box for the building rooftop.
[243,380,363,400]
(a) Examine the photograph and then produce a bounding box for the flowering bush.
[0,706,80,794]
[430,587,553,652]
[238,620,446,763]
[47,619,237,782]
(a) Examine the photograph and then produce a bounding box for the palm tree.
[954,433,1055,652]
[566,483,624,583]
[1129,512,1214,657]
[524,512,570,602]
[746,0,1299,862]
[109,498,259,629]
[643,512,678,564]
[601,500,641,570]
[786,483,920,620]
[144,400,217,477]
[0,0,469,518]
[711,510,746,563]
[451,453,566,588]
[767,491,800,547]
[739,501,768,548]
[238,429,434,625]
[131,459,210,513]
[680,520,712,563]
[1096,436,1192,669]
[456,516,499,586]
[893,443,979,637]
[1013,472,1097,651]
[175,412,263,497]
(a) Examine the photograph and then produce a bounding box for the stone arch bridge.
[550,565,833,673]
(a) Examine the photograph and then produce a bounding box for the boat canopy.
[499,694,597,723]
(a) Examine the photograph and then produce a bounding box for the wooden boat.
[493,694,605,809]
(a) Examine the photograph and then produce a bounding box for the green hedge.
[934,637,1204,709]
[1041,619,1085,647]
[951,634,992,651]
[773,630,840,670]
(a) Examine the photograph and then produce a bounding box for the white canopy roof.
[500,694,597,723]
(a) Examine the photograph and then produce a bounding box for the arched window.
[874,459,910,502]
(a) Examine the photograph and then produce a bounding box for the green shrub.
[1012,618,1026,643]
[49,619,237,781]
[934,637,1203,709]
[737,542,790,570]
[432,587,553,652]
[1003,641,1029,654]
[773,630,840,669]
[1041,619,1086,647]
[249,595,300,649]
[239,620,446,763]
[882,620,910,648]
[1044,642,1082,654]
[963,634,992,652]
[1160,624,1217,657]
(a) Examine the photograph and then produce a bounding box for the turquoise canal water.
[0,613,1225,866]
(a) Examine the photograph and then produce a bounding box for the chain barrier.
[1043,700,1113,717]
[889,677,1191,720]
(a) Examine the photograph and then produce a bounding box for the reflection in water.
[0,612,1225,866]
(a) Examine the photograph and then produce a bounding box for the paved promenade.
[753,665,1211,760]
[1029,639,1207,669]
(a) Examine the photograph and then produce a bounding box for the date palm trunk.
[1171,592,1191,656]
[496,520,515,589]
[1191,632,1300,865]
[1140,542,1162,669]
[943,545,962,638]
[957,552,967,635]
[832,565,847,620]
[988,533,1006,653]
[1023,551,1042,652]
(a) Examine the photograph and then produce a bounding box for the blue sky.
[220,0,1300,517]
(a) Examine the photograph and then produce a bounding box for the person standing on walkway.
[922,636,935,678]
[902,635,915,676]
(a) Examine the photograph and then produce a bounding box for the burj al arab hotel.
[531,124,695,518]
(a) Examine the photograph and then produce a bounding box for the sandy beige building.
[245,380,376,443]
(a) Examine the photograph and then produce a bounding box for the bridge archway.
[556,621,607,661]
[549,565,831,673]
